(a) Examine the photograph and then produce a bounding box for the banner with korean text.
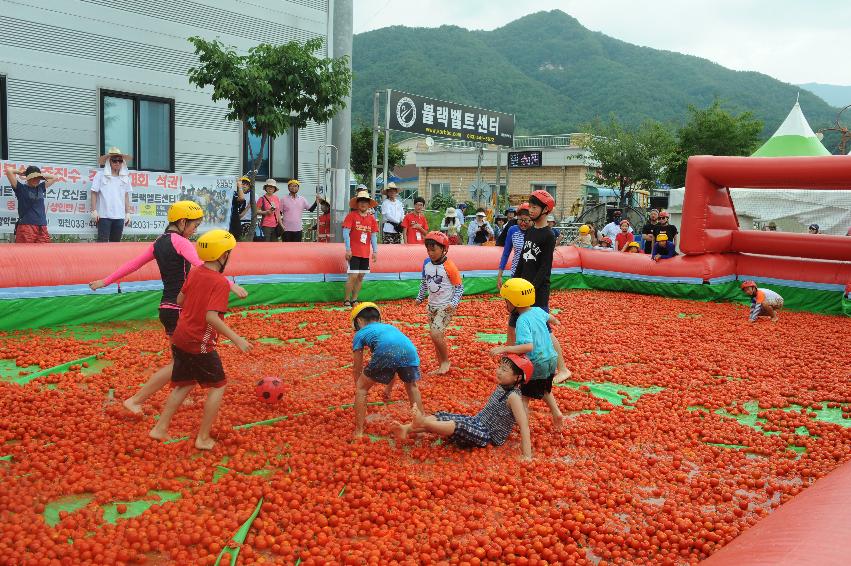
[1,160,234,236]
[387,90,515,147]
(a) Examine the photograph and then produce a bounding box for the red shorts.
[15,224,51,243]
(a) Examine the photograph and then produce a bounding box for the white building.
[0,0,352,196]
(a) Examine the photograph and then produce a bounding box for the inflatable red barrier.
[578,249,737,281]
[701,459,851,566]
[681,156,851,259]
[735,254,851,286]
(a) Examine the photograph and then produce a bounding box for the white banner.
[1,160,234,235]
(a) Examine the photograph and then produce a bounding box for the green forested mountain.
[352,10,839,140]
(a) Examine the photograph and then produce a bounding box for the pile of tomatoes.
[0,290,849,565]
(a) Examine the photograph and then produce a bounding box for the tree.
[429,192,455,212]
[187,36,352,238]
[350,123,405,188]
[581,117,675,208]
[664,100,763,187]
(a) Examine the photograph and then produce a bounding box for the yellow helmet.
[167,200,204,223]
[500,278,535,308]
[350,302,380,329]
[196,229,236,262]
[656,233,669,242]
[579,224,590,234]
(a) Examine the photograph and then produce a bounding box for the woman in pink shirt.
[280,179,311,242]
[257,179,283,241]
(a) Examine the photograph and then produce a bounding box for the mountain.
[352,11,840,144]
[798,83,851,109]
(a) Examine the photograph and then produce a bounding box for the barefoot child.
[417,231,463,375]
[350,302,423,438]
[740,281,783,323]
[89,201,248,414]
[395,353,533,461]
[343,189,379,307]
[492,278,564,429]
[149,230,251,449]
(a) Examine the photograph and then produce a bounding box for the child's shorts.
[520,357,557,399]
[363,364,420,385]
[434,412,489,448]
[159,307,180,336]
[427,305,455,333]
[171,345,226,388]
[347,256,370,274]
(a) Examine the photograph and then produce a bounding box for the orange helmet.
[424,231,450,250]
[529,190,555,212]
[502,353,533,383]
[740,280,757,290]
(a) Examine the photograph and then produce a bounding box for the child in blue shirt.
[491,278,564,429]
[651,233,677,261]
[350,302,423,438]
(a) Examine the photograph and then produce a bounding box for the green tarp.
[0,274,845,331]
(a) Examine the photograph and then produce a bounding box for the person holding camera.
[257,179,283,242]
[468,209,494,246]
[380,182,405,244]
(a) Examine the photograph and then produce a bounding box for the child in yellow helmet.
[88,201,248,415]
[150,229,251,450]
[490,278,565,429]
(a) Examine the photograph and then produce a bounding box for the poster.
[1,160,234,236]
[387,90,515,147]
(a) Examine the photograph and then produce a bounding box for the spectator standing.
[547,215,565,245]
[641,209,659,254]
[808,223,820,234]
[493,214,507,242]
[257,179,282,242]
[651,211,678,249]
[4,165,58,243]
[497,203,531,290]
[586,221,601,246]
[380,182,405,244]
[280,179,310,242]
[228,176,250,240]
[601,211,632,244]
[615,220,635,252]
[441,207,461,245]
[496,207,517,247]
[468,209,494,245]
[767,221,778,231]
[401,196,429,244]
[312,195,331,243]
[455,203,468,231]
[91,147,133,242]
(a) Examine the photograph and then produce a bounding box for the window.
[0,76,7,160]
[489,183,507,198]
[243,125,298,181]
[531,183,556,195]
[101,90,174,172]
[430,182,451,197]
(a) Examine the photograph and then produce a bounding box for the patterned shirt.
[476,387,521,446]
[417,258,463,308]
[498,224,526,273]
[750,288,783,321]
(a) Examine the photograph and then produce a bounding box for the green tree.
[187,36,352,238]
[664,100,763,187]
[582,118,675,207]
[350,123,405,188]
[428,192,455,212]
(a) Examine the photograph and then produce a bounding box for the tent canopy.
[751,100,831,157]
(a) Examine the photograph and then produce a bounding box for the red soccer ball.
[255,376,285,404]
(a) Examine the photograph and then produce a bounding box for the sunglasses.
[110,158,124,163]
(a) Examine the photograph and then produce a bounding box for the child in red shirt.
[401,196,429,244]
[149,229,252,450]
[342,189,379,307]
[615,220,634,252]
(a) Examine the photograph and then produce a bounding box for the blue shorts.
[363,364,420,385]
[434,412,489,448]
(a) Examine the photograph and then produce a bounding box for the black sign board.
[387,90,515,147]
[508,150,542,168]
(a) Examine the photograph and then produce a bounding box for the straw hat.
[349,189,378,209]
[382,181,399,196]
[263,179,279,192]
[24,166,45,181]
[444,207,457,218]
[98,147,132,167]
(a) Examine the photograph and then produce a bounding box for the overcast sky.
[353,0,851,86]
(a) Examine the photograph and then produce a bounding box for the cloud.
[353,0,851,85]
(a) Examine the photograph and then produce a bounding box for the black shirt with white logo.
[514,225,555,308]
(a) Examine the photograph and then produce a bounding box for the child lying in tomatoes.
[394,354,533,461]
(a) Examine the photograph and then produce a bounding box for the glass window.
[243,128,269,179]
[101,90,173,172]
[431,182,450,196]
[139,99,170,171]
[103,95,133,158]
[531,183,556,195]
[271,127,295,180]
[0,76,7,160]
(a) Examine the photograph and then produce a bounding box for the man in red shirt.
[342,189,379,307]
[401,196,429,244]
[149,229,252,450]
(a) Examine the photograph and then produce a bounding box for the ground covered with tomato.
[0,290,849,566]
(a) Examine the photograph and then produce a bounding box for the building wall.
[419,165,587,217]
[0,0,333,192]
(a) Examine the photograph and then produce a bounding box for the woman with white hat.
[257,179,283,241]
[380,182,404,244]
[440,207,461,245]
[90,147,133,242]
[4,165,59,243]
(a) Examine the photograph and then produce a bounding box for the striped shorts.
[434,412,490,448]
